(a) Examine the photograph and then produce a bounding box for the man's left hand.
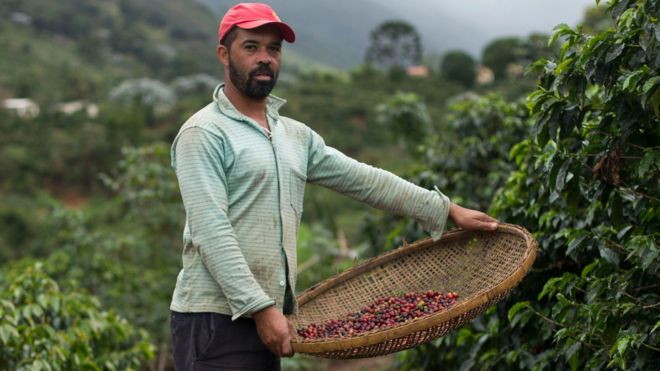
[448,203,499,231]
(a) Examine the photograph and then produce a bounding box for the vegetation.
[441,51,477,87]
[365,20,423,70]
[387,0,660,369]
[0,263,154,369]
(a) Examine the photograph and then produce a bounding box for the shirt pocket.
[289,168,306,218]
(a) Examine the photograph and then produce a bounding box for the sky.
[441,0,600,37]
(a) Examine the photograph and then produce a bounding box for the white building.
[55,100,99,118]
[476,65,495,85]
[3,98,40,119]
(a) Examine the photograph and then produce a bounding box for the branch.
[603,239,628,255]
[630,284,659,292]
[623,291,660,312]
[641,342,660,352]
[618,184,660,203]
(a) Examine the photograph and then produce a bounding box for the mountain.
[198,0,487,69]
[0,0,222,101]
[199,0,595,69]
[0,0,592,102]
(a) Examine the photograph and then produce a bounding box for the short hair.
[220,25,284,51]
[220,27,239,50]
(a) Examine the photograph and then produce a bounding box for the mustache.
[249,64,275,78]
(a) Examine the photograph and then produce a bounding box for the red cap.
[218,3,295,44]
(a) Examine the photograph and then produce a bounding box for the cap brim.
[236,20,296,43]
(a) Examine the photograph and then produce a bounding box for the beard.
[228,56,278,99]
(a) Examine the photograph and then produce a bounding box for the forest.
[0,0,658,370]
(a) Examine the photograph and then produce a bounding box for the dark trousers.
[171,311,281,371]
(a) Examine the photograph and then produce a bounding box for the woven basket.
[287,223,536,359]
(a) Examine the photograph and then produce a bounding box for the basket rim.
[289,223,537,354]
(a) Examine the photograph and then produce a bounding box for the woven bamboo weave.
[287,223,536,358]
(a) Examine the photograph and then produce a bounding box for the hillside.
[0,0,324,102]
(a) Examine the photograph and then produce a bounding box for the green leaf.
[550,23,576,46]
[599,246,620,266]
[641,247,659,271]
[565,341,581,362]
[555,158,572,192]
[605,43,625,63]
[539,277,561,301]
[508,301,531,322]
[0,324,19,344]
[554,58,574,76]
[621,70,645,92]
[650,86,660,118]
[611,335,631,358]
[616,226,633,240]
[643,76,660,94]
[526,89,547,113]
[567,233,587,256]
[652,320,660,333]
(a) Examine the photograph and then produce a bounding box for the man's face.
[224,25,282,99]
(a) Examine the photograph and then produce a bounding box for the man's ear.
[217,45,229,67]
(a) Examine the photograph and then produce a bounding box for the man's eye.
[245,45,257,51]
[269,46,281,53]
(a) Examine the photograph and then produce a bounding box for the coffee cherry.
[297,290,459,341]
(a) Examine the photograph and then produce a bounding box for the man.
[169,3,499,370]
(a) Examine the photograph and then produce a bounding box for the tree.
[365,20,422,70]
[440,50,476,87]
[523,33,559,63]
[481,37,525,80]
[580,5,615,34]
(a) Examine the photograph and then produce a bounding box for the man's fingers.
[282,341,294,358]
[474,213,498,230]
[484,221,499,230]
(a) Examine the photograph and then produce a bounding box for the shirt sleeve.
[173,127,275,320]
[306,127,451,241]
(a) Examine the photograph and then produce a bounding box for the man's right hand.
[449,202,499,231]
[253,306,294,357]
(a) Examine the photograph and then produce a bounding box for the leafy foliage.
[0,262,154,369]
[441,51,477,87]
[397,0,660,369]
[364,94,530,252]
[481,37,526,80]
[375,91,432,150]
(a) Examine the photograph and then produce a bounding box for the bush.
[398,0,660,369]
[0,262,154,369]
[440,50,476,87]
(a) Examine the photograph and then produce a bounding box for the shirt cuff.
[231,297,276,321]
[427,186,451,241]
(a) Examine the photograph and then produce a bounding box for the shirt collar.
[213,83,286,123]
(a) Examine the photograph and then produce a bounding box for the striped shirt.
[170,84,451,319]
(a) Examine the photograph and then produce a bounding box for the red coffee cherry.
[297,290,459,341]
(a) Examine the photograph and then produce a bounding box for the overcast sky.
[371,0,601,58]
[386,0,600,37]
[443,0,599,36]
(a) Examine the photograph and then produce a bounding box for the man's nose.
[256,48,273,65]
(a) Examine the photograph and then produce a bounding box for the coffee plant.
[0,263,154,370]
[397,0,659,369]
